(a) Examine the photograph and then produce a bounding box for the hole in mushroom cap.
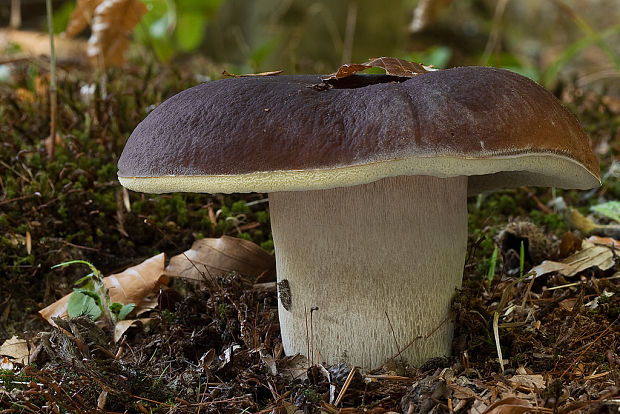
[323,74,409,89]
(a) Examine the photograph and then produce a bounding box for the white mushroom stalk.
[269,175,467,368]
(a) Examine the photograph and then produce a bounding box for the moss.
[256,210,269,223]
[237,232,253,241]
[260,239,274,252]
[231,200,249,213]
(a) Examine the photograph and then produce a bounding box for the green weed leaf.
[118,304,135,320]
[67,291,102,320]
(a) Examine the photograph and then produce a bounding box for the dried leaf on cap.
[322,57,430,80]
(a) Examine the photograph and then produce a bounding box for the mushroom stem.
[269,175,467,368]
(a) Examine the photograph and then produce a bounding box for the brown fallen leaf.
[482,397,533,414]
[86,0,147,68]
[64,0,104,37]
[322,57,430,80]
[509,374,545,390]
[529,240,615,279]
[113,318,151,343]
[166,236,275,281]
[39,253,167,326]
[0,336,29,365]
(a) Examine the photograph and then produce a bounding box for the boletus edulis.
[117,59,600,368]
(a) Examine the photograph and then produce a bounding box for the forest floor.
[0,59,618,413]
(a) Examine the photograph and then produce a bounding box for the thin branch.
[46,0,58,162]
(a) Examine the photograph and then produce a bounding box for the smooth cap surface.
[118,66,600,194]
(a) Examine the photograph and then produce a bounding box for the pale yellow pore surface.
[117,153,600,195]
[270,175,468,368]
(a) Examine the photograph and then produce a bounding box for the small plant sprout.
[52,260,135,328]
[487,246,499,283]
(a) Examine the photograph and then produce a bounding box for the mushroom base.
[269,175,468,368]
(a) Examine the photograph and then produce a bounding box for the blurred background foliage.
[1,0,620,90]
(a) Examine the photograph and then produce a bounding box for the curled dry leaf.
[529,240,615,279]
[0,336,29,364]
[165,236,275,281]
[322,57,429,80]
[39,253,167,326]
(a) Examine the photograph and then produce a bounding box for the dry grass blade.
[221,70,283,77]
[334,366,358,406]
[493,311,504,373]
[529,241,615,279]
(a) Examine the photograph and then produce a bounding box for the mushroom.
[117,65,600,368]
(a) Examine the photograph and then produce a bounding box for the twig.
[385,311,403,363]
[45,0,57,162]
[310,306,318,365]
[334,366,358,407]
[383,315,450,365]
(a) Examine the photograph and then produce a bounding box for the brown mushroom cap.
[117,66,600,194]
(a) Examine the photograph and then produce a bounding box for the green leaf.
[176,13,206,51]
[591,201,620,223]
[109,302,123,314]
[487,246,499,283]
[67,291,102,320]
[118,304,135,321]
